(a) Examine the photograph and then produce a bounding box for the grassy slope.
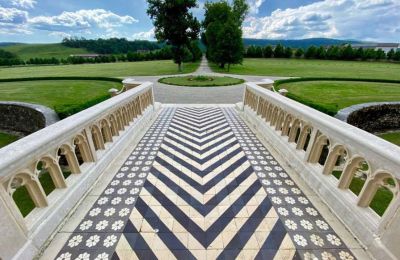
[211,58,400,80]
[377,132,400,146]
[0,80,120,114]
[0,132,19,148]
[159,76,244,87]
[278,81,400,114]
[0,60,200,79]
[0,43,88,60]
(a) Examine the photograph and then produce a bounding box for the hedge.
[0,76,122,83]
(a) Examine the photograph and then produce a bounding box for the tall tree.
[147,0,200,71]
[273,44,285,58]
[203,0,248,70]
[264,45,273,58]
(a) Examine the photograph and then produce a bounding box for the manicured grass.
[211,58,400,80]
[277,80,400,115]
[377,132,400,146]
[159,75,244,87]
[0,80,121,118]
[0,43,89,60]
[0,60,200,79]
[332,171,393,216]
[0,132,19,148]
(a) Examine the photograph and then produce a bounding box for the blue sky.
[0,0,399,43]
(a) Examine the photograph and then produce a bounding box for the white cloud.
[0,6,28,23]
[49,31,71,39]
[0,6,31,34]
[29,9,138,32]
[248,0,266,14]
[132,28,155,40]
[0,7,139,37]
[243,0,400,42]
[10,0,36,9]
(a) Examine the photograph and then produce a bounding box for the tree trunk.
[219,63,225,69]
[178,62,182,72]
[227,63,231,72]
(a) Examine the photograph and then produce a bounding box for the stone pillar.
[0,188,30,260]
[122,78,140,91]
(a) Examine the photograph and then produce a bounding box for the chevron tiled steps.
[54,107,356,260]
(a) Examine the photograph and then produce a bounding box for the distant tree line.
[61,37,162,54]
[245,44,400,61]
[0,45,202,67]
[0,49,24,66]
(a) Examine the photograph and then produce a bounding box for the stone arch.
[288,118,302,143]
[128,102,135,120]
[109,114,119,136]
[74,134,93,163]
[59,144,81,174]
[91,125,105,151]
[131,102,137,119]
[296,124,313,151]
[338,156,369,190]
[281,114,293,136]
[100,119,113,143]
[257,98,264,116]
[121,107,129,126]
[270,107,280,126]
[115,110,124,130]
[8,172,48,211]
[266,104,275,122]
[308,134,330,164]
[275,110,286,131]
[36,156,67,189]
[322,144,349,176]
[357,171,398,213]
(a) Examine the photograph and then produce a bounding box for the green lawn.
[0,80,121,117]
[377,132,400,146]
[0,132,19,148]
[0,60,199,79]
[211,58,400,80]
[0,43,89,60]
[277,80,400,115]
[159,75,244,87]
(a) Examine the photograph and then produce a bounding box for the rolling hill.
[0,43,90,60]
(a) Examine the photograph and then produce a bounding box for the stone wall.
[335,102,400,133]
[0,102,59,135]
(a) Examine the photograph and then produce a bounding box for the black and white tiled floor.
[54,107,355,260]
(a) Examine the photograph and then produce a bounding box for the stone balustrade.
[241,82,400,260]
[109,78,142,97]
[0,82,156,260]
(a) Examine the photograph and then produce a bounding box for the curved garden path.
[130,57,288,104]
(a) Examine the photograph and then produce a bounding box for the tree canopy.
[203,0,248,71]
[147,0,200,71]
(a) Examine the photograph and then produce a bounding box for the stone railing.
[109,78,142,97]
[241,82,400,260]
[0,82,156,260]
